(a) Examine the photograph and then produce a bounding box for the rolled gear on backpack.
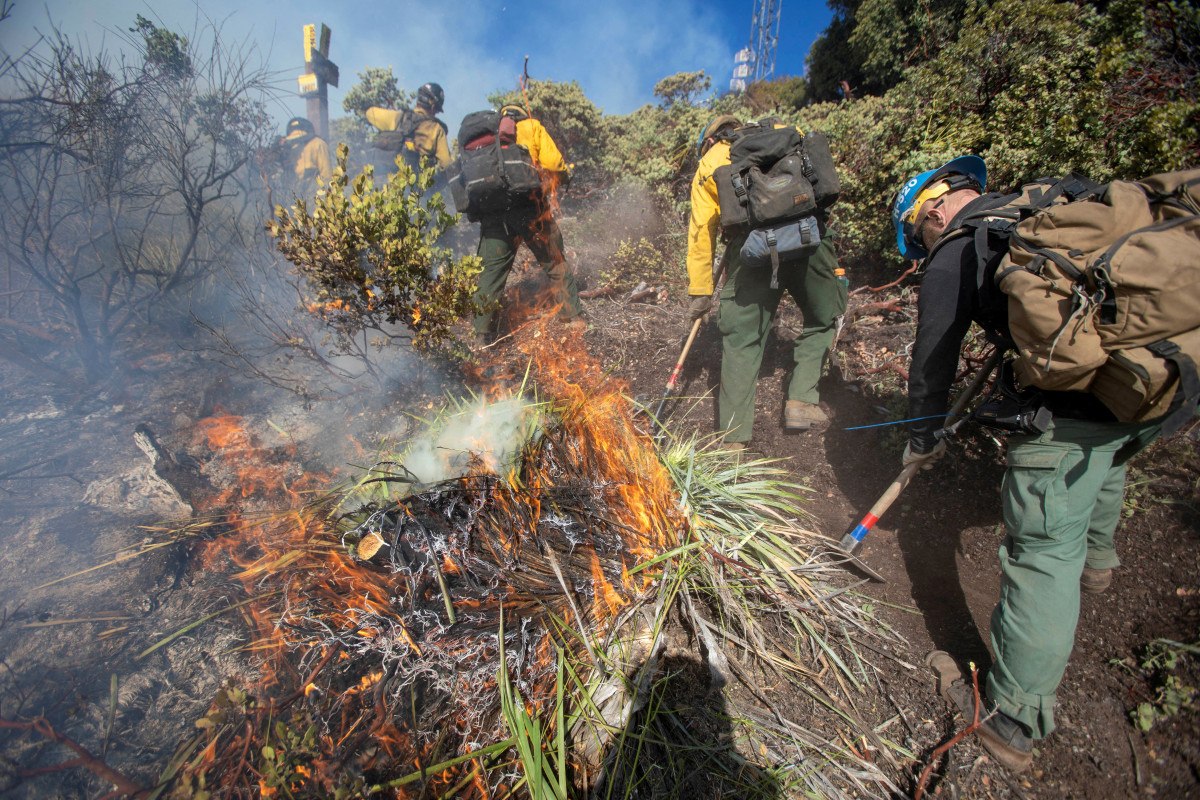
[370,107,424,174]
[740,217,823,288]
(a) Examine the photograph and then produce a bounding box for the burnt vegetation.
[0,2,1197,799]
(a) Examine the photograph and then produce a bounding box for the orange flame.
[183,282,685,795]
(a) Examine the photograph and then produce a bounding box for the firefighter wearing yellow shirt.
[280,117,331,193]
[365,82,452,173]
[471,105,583,340]
[686,116,847,446]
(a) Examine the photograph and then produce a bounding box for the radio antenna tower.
[749,0,782,82]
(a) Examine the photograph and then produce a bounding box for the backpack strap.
[1056,172,1104,203]
[1029,173,1103,211]
[731,172,749,208]
[767,229,781,289]
[1146,340,1200,436]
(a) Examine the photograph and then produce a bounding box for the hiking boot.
[976,708,1034,772]
[925,650,1034,773]
[1081,567,1112,594]
[784,400,827,431]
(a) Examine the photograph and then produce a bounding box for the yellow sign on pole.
[297,73,318,97]
[298,23,336,139]
[303,23,317,64]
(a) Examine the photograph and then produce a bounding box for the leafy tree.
[652,70,712,107]
[342,66,410,118]
[601,103,704,218]
[131,14,191,78]
[600,88,760,222]
[797,0,1199,271]
[1095,0,1200,175]
[806,0,867,102]
[267,146,481,356]
[848,0,968,91]
[743,76,809,114]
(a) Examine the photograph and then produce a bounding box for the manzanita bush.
[267,145,481,355]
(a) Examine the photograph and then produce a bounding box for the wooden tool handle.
[666,317,703,391]
[867,461,921,519]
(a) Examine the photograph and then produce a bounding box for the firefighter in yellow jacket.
[279,116,331,193]
[471,104,584,340]
[686,115,847,446]
[365,82,452,172]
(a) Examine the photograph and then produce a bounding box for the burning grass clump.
[157,316,902,798]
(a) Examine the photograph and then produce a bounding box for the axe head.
[829,532,887,583]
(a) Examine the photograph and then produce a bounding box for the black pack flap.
[458,110,500,149]
[729,127,803,174]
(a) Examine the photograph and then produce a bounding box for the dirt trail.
[588,291,1200,799]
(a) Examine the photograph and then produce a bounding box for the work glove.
[902,439,946,470]
[687,294,713,321]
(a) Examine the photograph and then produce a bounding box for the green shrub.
[267,145,481,355]
[603,237,667,289]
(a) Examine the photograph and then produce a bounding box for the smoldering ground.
[0,24,677,795]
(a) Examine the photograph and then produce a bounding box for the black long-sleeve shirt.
[907,194,1113,452]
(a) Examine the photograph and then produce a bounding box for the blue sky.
[4,0,832,128]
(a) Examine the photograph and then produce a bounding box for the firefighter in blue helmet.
[893,155,1164,773]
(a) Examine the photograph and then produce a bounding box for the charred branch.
[0,716,145,797]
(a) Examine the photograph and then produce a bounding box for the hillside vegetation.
[386,0,1198,275]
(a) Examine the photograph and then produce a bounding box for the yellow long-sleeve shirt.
[514,118,567,173]
[685,140,731,296]
[364,106,452,169]
[291,135,332,186]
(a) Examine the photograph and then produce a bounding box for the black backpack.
[372,107,420,153]
[447,110,543,221]
[371,108,447,173]
[714,122,841,287]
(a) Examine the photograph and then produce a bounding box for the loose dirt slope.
[583,275,1200,799]
[1,258,1196,798]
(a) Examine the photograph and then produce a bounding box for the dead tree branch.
[914,665,985,800]
[851,262,919,296]
[0,716,146,797]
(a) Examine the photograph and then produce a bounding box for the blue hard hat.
[891,155,987,260]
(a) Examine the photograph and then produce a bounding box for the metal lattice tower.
[749,0,782,83]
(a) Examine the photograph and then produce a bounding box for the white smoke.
[8,0,735,129]
[399,394,538,487]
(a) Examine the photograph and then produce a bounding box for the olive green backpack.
[938,169,1200,434]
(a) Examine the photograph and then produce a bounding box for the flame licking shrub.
[267,145,482,354]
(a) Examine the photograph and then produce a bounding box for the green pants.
[716,235,847,443]
[987,416,1161,739]
[473,207,583,336]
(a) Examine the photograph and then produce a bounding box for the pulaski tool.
[651,246,731,438]
[833,350,1003,581]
